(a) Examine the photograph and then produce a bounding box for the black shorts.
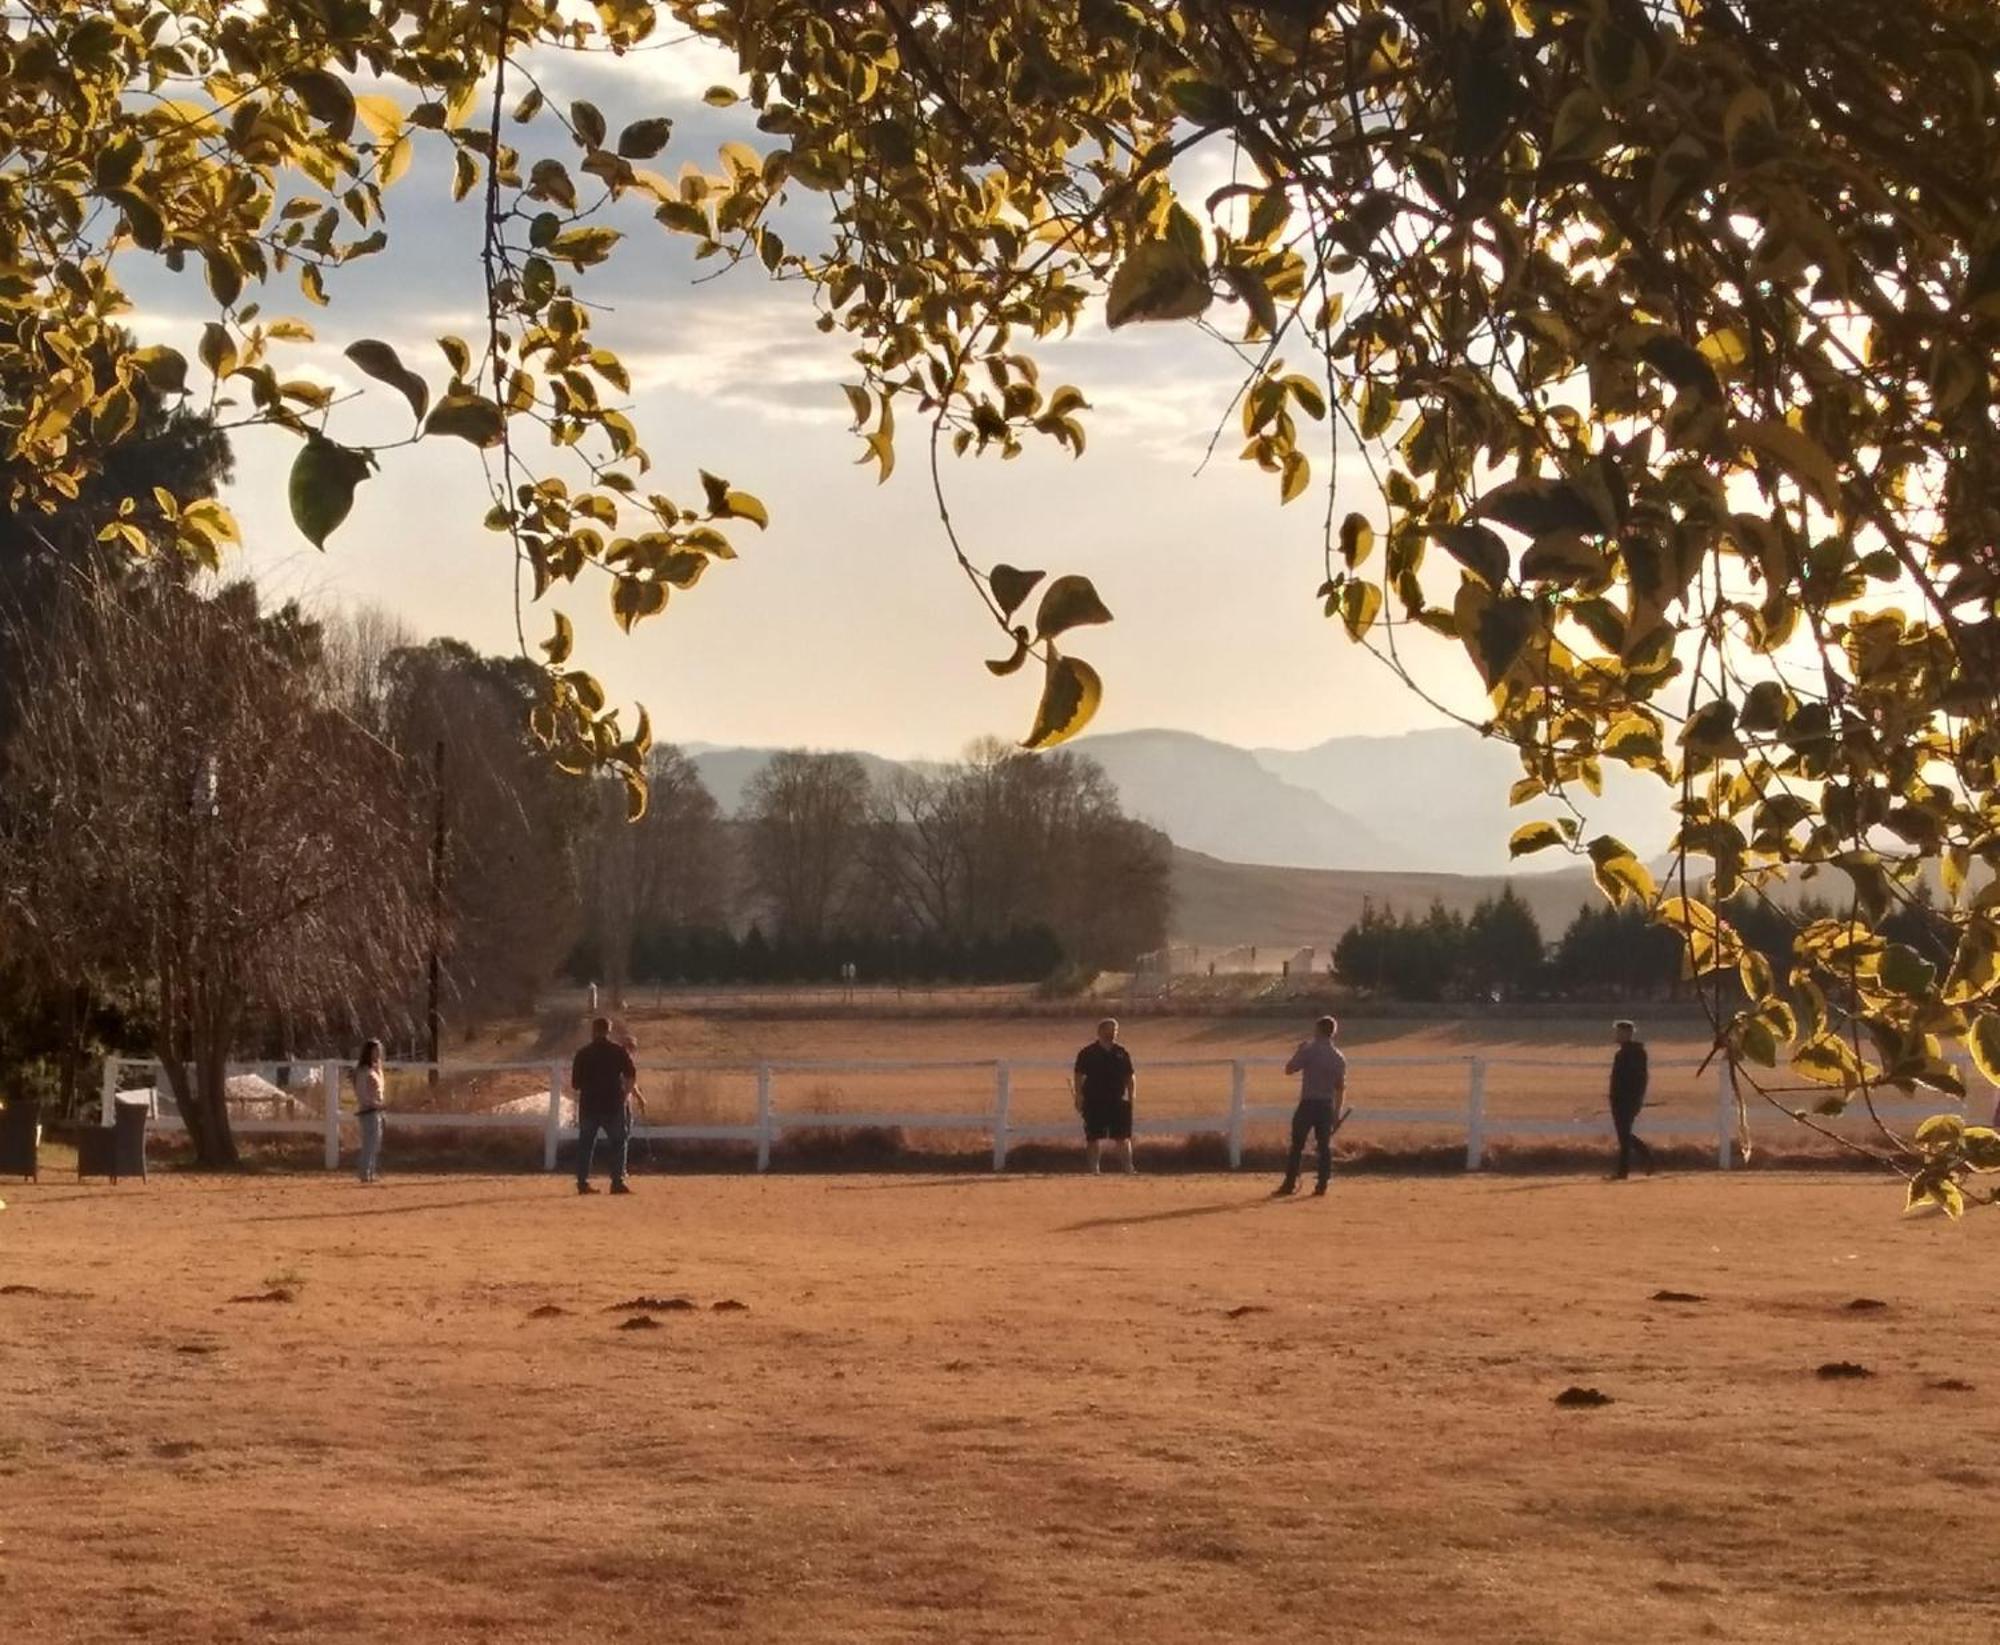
[1082,1095,1132,1142]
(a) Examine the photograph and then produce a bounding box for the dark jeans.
[1612,1099,1652,1177]
[1284,1098,1336,1188]
[577,1104,629,1187]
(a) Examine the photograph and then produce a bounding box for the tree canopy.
[6,0,2000,1204]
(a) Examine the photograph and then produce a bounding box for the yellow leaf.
[1022,655,1102,751]
[1734,419,1842,512]
[353,94,402,143]
[722,490,768,529]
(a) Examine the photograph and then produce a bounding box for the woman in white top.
[354,1039,387,1184]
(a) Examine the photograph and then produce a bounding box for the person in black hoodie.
[1608,1019,1653,1180]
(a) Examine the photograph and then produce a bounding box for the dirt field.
[4,1171,1997,1642]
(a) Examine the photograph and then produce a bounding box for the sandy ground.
[4,1170,1998,1643]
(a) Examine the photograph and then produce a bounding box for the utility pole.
[426,737,446,1086]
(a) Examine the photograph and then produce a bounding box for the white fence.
[102,1054,1991,1174]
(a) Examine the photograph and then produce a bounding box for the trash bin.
[0,1099,39,1181]
[112,1094,150,1183]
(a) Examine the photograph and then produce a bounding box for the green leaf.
[1022,654,1103,751]
[1794,1035,1864,1090]
[1520,532,1608,584]
[1359,380,1396,440]
[1105,240,1211,328]
[93,131,144,192]
[1735,419,1843,512]
[131,345,188,397]
[1548,89,1610,162]
[424,392,507,448]
[288,434,374,549]
[541,611,574,666]
[1639,333,1722,402]
[1435,522,1510,588]
[1166,75,1237,126]
[986,632,1031,676]
[1033,574,1114,641]
[1510,821,1567,858]
[285,69,357,141]
[1220,263,1277,336]
[617,117,673,159]
[1968,1016,2000,1087]
[1461,590,1535,688]
[344,339,430,423]
[1679,701,1743,758]
[1283,374,1327,420]
[989,565,1044,619]
[1477,476,1609,536]
[1915,1112,1966,1148]
[1339,580,1381,641]
[571,100,608,149]
[1339,513,1374,569]
[1588,835,1656,905]
[1878,944,1936,999]
[198,322,236,379]
[1279,449,1310,504]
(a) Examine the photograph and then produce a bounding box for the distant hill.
[1252,727,1673,876]
[680,725,1677,879]
[689,746,915,816]
[1069,729,1414,870]
[1167,846,1601,949]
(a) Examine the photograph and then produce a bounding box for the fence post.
[1465,1057,1486,1172]
[992,1061,1012,1173]
[544,1062,563,1173]
[323,1061,342,1171]
[99,1057,118,1127]
[1716,1061,1734,1170]
[1227,1060,1247,1169]
[755,1065,774,1174]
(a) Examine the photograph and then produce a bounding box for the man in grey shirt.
[1276,1015,1348,1197]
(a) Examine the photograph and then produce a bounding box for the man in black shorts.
[571,1016,637,1196]
[1072,1017,1136,1175]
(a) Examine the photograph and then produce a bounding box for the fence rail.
[102,1053,1991,1174]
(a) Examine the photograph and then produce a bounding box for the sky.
[127,34,1483,762]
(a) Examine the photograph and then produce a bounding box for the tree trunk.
[160,1055,212,1162]
[196,1042,239,1167]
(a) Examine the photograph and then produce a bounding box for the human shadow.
[236,1193,527,1224]
[827,1175,1023,1192]
[1054,1197,1281,1234]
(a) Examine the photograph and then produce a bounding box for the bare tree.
[741,751,872,945]
[866,740,1172,967]
[317,601,415,736]
[379,639,583,1025]
[0,573,426,1165]
[577,744,726,1000]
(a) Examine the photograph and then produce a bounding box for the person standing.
[571,1016,637,1196]
[354,1039,387,1185]
[1608,1019,1654,1180]
[1276,1016,1347,1197]
[1072,1017,1136,1175]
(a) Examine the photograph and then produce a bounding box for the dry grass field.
[5,1170,1998,1643]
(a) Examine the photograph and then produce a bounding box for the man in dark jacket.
[571,1017,637,1196]
[1608,1019,1653,1180]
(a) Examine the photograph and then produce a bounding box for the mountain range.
[689,726,1673,878]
